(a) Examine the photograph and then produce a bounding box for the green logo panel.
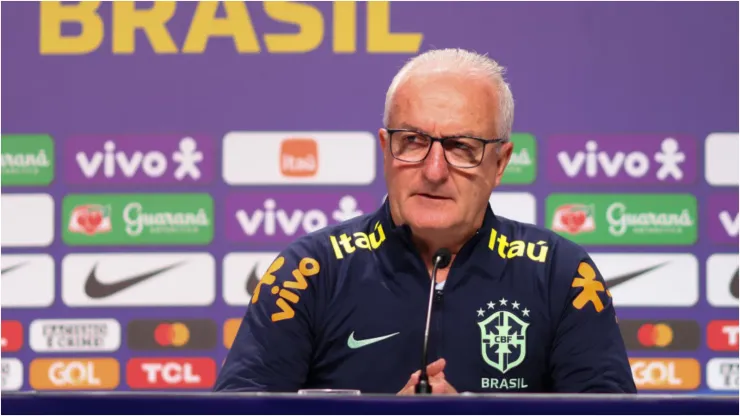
[1,134,55,186]
[62,193,214,246]
[545,193,697,245]
[501,133,536,185]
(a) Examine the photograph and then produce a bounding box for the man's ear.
[493,141,514,187]
[378,128,389,158]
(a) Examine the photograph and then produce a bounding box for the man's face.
[379,72,513,234]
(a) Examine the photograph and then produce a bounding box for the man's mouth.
[417,193,450,200]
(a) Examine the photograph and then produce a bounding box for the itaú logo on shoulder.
[38,2,423,55]
[488,228,549,263]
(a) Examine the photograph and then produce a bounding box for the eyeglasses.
[385,128,507,169]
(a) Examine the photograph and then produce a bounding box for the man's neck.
[412,228,475,280]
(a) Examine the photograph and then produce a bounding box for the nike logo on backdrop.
[246,264,260,296]
[347,331,400,349]
[1,263,26,275]
[84,261,186,299]
[604,262,669,289]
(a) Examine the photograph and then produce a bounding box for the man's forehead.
[395,122,482,139]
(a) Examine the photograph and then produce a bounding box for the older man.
[215,48,636,394]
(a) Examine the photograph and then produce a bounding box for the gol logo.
[30,358,119,390]
[707,320,739,351]
[280,138,318,177]
[126,358,216,389]
[1,321,23,352]
[223,318,241,349]
[629,358,700,390]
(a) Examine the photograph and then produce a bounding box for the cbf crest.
[477,298,530,374]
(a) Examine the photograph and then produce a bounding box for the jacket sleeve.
[213,240,323,392]
[548,249,637,393]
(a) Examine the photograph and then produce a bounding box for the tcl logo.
[1,321,23,352]
[707,320,739,351]
[126,358,215,389]
[629,358,700,390]
[29,358,119,390]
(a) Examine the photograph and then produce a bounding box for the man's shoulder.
[489,214,587,268]
[279,210,383,262]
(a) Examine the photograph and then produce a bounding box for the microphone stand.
[415,248,451,394]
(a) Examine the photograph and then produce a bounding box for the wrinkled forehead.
[388,72,500,138]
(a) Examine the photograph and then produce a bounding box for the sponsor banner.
[546,193,697,245]
[223,319,241,349]
[1,358,23,391]
[706,254,739,307]
[1,194,54,247]
[547,134,697,184]
[222,252,280,306]
[62,193,214,246]
[707,320,739,352]
[62,253,216,307]
[619,320,700,351]
[126,358,216,389]
[590,253,698,307]
[706,358,739,391]
[1,321,23,352]
[29,358,120,390]
[1,254,55,308]
[223,132,376,185]
[64,135,214,185]
[29,319,121,353]
[707,193,738,245]
[127,319,217,351]
[489,192,536,225]
[1,134,55,186]
[705,133,739,186]
[500,133,537,184]
[226,192,375,244]
[629,358,700,391]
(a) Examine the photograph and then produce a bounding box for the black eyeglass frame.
[384,128,508,169]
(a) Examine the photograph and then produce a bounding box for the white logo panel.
[222,132,376,185]
[30,319,121,353]
[589,253,698,307]
[223,252,280,306]
[706,358,739,391]
[1,358,23,391]
[489,192,537,225]
[2,194,54,247]
[62,253,215,307]
[705,133,739,186]
[706,253,739,307]
[1,254,55,308]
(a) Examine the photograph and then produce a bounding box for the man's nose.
[421,142,450,183]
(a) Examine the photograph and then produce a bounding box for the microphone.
[415,248,452,394]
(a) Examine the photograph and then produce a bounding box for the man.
[215,48,637,394]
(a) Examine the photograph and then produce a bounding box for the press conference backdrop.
[1,1,738,395]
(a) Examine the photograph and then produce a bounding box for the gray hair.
[382,48,515,140]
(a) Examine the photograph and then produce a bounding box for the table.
[2,392,738,415]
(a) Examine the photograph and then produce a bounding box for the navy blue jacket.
[215,201,637,393]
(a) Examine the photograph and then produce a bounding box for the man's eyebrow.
[395,123,481,138]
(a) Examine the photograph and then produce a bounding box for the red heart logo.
[562,209,586,233]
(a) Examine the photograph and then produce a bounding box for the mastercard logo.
[154,322,190,347]
[620,319,700,351]
[637,323,673,347]
[127,319,217,351]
